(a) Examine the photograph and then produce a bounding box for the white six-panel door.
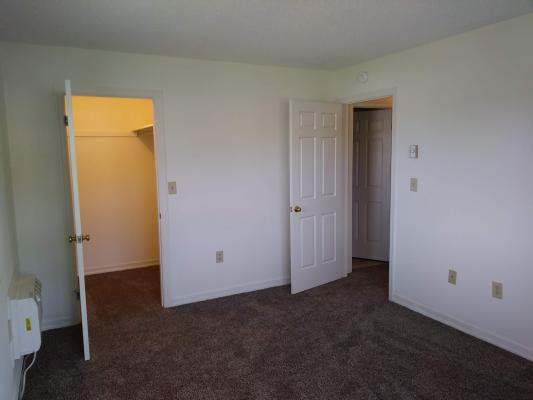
[65,80,91,360]
[290,100,345,294]
[352,109,392,261]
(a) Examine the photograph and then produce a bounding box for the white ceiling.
[0,1,531,69]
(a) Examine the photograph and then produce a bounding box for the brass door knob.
[294,206,302,212]
[68,235,77,243]
[82,234,90,242]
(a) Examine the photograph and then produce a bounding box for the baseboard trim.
[41,316,78,331]
[169,277,290,307]
[85,259,159,275]
[391,294,533,362]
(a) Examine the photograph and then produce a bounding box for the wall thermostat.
[409,145,419,159]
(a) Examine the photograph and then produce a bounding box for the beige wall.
[72,96,159,274]
[73,96,153,135]
[354,96,392,109]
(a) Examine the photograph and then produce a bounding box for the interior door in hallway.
[64,80,91,360]
[352,109,392,261]
[289,100,345,294]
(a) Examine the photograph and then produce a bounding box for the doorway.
[288,96,395,294]
[67,95,162,354]
[350,96,393,272]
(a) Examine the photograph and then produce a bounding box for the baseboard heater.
[8,273,43,359]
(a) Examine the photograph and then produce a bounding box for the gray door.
[352,109,392,261]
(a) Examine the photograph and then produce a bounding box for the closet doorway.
[69,96,162,350]
[351,96,393,270]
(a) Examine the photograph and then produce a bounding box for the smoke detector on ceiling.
[357,71,369,83]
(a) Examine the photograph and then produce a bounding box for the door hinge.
[68,234,90,243]
[64,115,69,126]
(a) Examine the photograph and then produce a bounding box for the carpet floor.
[25,265,533,400]
[352,258,388,270]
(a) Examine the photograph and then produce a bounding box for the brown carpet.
[25,265,533,399]
[352,258,387,270]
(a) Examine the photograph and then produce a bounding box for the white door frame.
[66,85,172,308]
[339,88,397,300]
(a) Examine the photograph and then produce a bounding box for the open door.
[289,100,345,294]
[352,108,392,261]
[64,80,91,360]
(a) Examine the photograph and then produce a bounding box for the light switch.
[409,145,419,159]
[448,269,457,285]
[492,281,503,299]
[410,177,418,192]
[168,181,177,195]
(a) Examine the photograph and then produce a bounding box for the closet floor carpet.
[25,265,533,400]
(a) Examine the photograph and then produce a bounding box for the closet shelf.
[133,125,154,135]
[73,124,154,137]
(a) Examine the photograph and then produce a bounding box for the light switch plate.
[168,181,177,195]
[448,269,457,285]
[409,145,419,159]
[410,177,418,192]
[492,281,503,299]
[216,250,224,263]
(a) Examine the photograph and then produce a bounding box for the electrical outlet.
[492,281,503,299]
[168,181,177,195]
[410,177,418,192]
[448,269,457,285]
[216,250,224,263]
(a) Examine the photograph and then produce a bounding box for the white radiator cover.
[8,274,42,359]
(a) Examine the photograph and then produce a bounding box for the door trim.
[339,88,397,301]
[65,85,172,308]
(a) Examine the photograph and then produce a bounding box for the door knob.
[82,234,90,242]
[294,206,302,212]
[68,235,77,243]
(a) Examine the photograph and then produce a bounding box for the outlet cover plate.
[410,177,418,192]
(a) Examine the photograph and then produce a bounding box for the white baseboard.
[41,315,78,331]
[169,276,290,307]
[392,294,533,362]
[85,259,159,275]
[12,358,22,400]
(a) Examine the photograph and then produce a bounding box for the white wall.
[73,96,159,274]
[328,13,533,360]
[0,65,22,400]
[0,42,328,328]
